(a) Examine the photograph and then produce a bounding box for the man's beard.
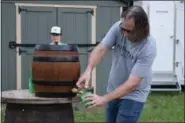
[127,35,140,43]
[127,32,147,43]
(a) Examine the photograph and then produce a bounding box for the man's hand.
[76,71,91,88]
[84,94,109,108]
[83,75,143,109]
[76,44,109,89]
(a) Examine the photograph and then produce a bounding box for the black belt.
[35,44,78,51]
[34,92,76,98]
[32,80,76,86]
[33,56,79,62]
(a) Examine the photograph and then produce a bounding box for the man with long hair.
[76,6,157,123]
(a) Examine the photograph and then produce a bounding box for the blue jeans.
[105,99,144,123]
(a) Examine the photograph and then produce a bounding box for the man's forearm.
[103,75,143,102]
[103,81,135,101]
[85,44,108,73]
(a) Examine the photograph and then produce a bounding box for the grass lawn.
[74,92,184,122]
[1,92,184,122]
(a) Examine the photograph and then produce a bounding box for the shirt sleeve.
[131,42,157,78]
[100,21,121,49]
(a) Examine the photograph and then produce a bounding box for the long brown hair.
[122,6,150,42]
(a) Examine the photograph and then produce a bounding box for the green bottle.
[28,68,34,94]
[80,90,93,108]
[72,88,93,108]
[29,75,34,93]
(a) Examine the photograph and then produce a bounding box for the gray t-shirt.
[101,20,157,102]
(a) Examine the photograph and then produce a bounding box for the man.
[50,26,65,45]
[76,6,157,123]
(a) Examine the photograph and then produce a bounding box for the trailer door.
[149,1,175,72]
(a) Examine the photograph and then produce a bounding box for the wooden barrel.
[32,44,80,98]
[2,90,76,123]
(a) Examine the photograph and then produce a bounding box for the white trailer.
[134,1,184,92]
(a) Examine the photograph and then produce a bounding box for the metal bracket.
[8,41,100,49]
[86,9,94,16]
[176,39,180,44]
[175,62,184,77]
[9,41,16,49]
[9,41,36,49]
[62,9,94,16]
[18,6,28,14]
[9,41,99,55]
[18,48,28,55]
